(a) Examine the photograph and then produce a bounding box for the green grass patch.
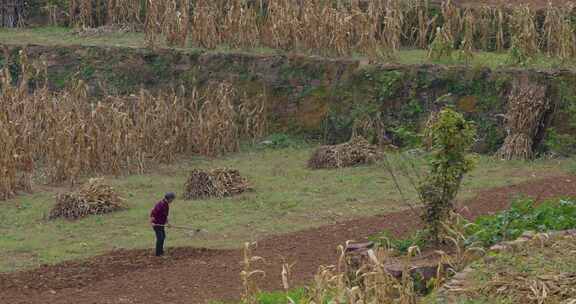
[209,288,307,304]
[0,146,573,273]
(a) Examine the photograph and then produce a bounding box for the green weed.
[467,198,576,247]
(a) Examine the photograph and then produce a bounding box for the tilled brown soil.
[1,174,575,304]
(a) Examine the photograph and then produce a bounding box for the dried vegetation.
[445,234,576,304]
[50,178,124,219]
[183,168,250,200]
[61,1,576,62]
[496,79,551,160]
[0,50,266,200]
[308,136,381,170]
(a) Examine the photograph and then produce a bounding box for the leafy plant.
[466,198,576,247]
[391,126,422,148]
[419,107,477,242]
[368,230,427,254]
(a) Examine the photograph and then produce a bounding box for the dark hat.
[164,192,176,201]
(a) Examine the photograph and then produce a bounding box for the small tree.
[419,107,477,242]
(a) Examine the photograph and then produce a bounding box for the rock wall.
[1,44,575,154]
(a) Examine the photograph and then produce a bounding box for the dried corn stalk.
[308,136,381,169]
[183,168,250,200]
[50,178,124,219]
[0,50,267,200]
[496,79,550,160]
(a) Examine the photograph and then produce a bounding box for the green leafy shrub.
[419,107,477,241]
[467,198,576,247]
[391,126,422,148]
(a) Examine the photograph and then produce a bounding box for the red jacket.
[150,199,170,225]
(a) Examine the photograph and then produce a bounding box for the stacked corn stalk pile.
[183,168,250,200]
[308,136,381,169]
[496,80,550,160]
[49,178,124,219]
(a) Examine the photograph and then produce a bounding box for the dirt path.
[1,175,575,304]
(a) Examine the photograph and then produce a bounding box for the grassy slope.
[0,27,574,69]
[0,145,574,273]
[424,235,576,304]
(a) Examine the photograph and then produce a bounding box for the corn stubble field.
[55,0,576,63]
[0,51,266,200]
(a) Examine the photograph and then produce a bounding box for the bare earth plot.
[1,174,575,304]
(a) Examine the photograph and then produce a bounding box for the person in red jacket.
[150,192,176,256]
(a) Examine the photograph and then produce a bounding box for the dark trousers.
[153,226,166,256]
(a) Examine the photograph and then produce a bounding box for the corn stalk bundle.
[496,80,550,160]
[308,136,381,169]
[49,178,124,219]
[183,168,250,200]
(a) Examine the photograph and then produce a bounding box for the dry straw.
[183,168,250,200]
[66,1,575,60]
[50,178,124,220]
[0,51,267,200]
[496,79,550,160]
[308,136,381,170]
